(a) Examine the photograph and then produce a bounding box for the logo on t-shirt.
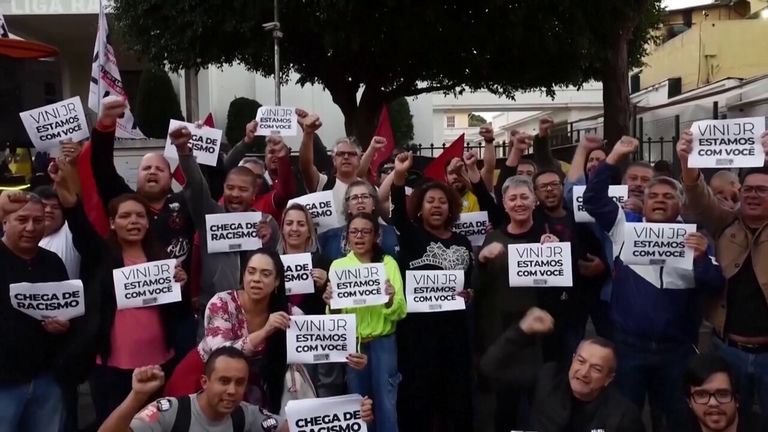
[156,398,173,412]
[261,415,279,431]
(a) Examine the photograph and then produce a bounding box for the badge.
[156,398,173,412]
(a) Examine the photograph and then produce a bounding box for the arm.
[381,257,407,321]
[223,120,263,171]
[178,153,220,231]
[97,391,152,432]
[481,141,496,191]
[377,170,396,216]
[494,133,532,201]
[270,151,297,211]
[464,151,505,226]
[90,125,133,209]
[299,115,323,192]
[62,201,107,265]
[391,152,418,239]
[532,116,557,171]
[98,366,168,432]
[693,242,725,294]
[582,162,623,234]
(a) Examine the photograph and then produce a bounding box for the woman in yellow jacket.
[323,211,406,432]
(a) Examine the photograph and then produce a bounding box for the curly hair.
[408,181,462,229]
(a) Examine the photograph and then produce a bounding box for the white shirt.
[316,174,355,227]
[39,222,81,279]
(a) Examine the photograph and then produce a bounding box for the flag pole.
[263,0,282,105]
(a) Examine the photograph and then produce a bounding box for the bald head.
[137,153,172,203]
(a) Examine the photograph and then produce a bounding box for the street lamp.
[263,0,283,105]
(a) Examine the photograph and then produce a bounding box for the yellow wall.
[640,19,768,92]
[663,3,749,27]
[445,112,470,128]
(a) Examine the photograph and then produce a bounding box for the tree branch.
[397,83,459,98]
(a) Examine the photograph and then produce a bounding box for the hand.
[685,231,709,259]
[60,140,81,164]
[622,197,643,214]
[479,123,494,143]
[346,352,367,370]
[0,191,30,217]
[257,220,272,244]
[447,157,465,175]
[462,151,479,168]
[579,135,603,152]
[301,114,322,134]
[538,116,554,138]
[42,318,70,334]
[519,307,555,336]
[369,136,387,151]
[274,142,290,159]
[360,397,374,423]
[262,312,291,336]
[312,269,328,288]
[676,130,693,166]
[607,136,638,165]
[295,108,309,119]
[457,289,474,304]
[244,120,258,144]
[394,151,413,174]
[131,365,165,397]
[168,125,193,155]
[384,280,395,307]
[50,157,80,208]
[540,233,559,244]
[513,133,533,153]
[479,242,506,263]
[578,253,605,278]
[173,265,188,286]
[98,95,127,127]
[323,285,333,306]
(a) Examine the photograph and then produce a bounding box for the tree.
[113,0,662,147]
[468,113,487,127]
[388,97,414,146]
[225,97,262,148]
[134,67,184,139]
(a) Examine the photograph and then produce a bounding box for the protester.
[444,157,480,214]
[473,174,560,431]
[390,151,474,432]
[480,307,644,432]
[318,179,399,261]
[323,212,406,432]
[493,131,534,202]
[678,130,768,431]
[98,346,374,432]
[684,353,744,432]
[35,185,80,279]
[709,170,741,211]
[583,136,725,430]
[622,160,653,214]
[90,96,197,360]
[0,191,72,432]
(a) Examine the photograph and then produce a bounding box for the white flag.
[88,1,145,139]
[1,9,10,38]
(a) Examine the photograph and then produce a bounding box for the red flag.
[77,141,110,237]
[369,106,395,183]
[171,113,214,185]
[423,134,465,182]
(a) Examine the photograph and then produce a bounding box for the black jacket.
[480,325,644,432]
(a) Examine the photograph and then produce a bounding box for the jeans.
[711,336,768,431]
[0,373,64,432]
[613,331,695,432]
[346,334,400,432]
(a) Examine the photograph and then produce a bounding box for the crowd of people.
[1,95,768,432]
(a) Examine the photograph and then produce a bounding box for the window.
[446,115,455,128]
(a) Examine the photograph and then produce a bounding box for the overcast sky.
[662,0,714,10]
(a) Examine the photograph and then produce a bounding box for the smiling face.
[568,341,616,401]
[136,153,172,202]
[111,200,149,245]
[503,185,536,225]
[282,209,310,251]
[2,201,45,256]
[201,356,248,417]
[688,372,738,432]
[740,173,768,224]
[242,253,279,302]
[420,188,449,230]
[347,217,376,257]
[223,173,256,212]
[643,182,681,223]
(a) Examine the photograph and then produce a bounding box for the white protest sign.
[205,212,263,254]
[330,263,388,309]
[163,119,223,167]
[286,314,357,364]
[9,280,85,320]
[281,253,315,295]
[286,394,367,432]
[453,211,489,246]
[405,270,465,313]
[620,223,696,268]
[288,191,340,234]
[508,242,573,287]
[572,185,628,223]
[255,106,298,136]
[112,259,182,310]
[19,97,89,151]
[689,117,766,168]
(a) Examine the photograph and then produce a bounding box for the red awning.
[0,38,58,59]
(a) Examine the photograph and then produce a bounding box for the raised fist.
[519,307,555,336]
[302,114,322,133]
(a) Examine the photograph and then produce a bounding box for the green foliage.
[134,67,183,139]
[468,113,487,127]
[388,98,413,147]
[225,97,261,147]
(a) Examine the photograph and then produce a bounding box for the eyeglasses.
[535,181,562,191]
[346,194,373,203]
[690,389,734,405]
[335,151,359,159]
[349,228,373,238]
[742,185,768,197]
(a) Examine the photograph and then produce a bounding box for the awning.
[0,38,58,59]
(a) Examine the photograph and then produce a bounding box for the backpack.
[171,395,245,432]
[279,363,317,417]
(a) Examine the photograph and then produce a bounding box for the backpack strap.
[170,396,191,432]
[231,404,246,432]
[321,175,336,191]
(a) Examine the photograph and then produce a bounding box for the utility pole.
[262,0,282,105]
